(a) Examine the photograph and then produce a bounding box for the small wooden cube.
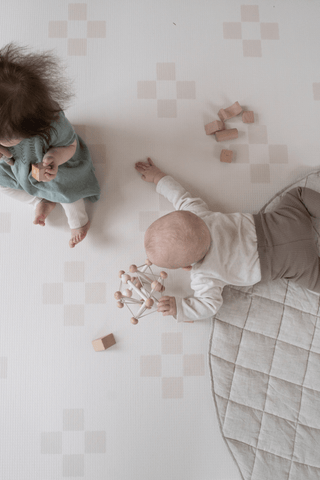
[215,128,238,142]
[205,120,225,135]
[32,163,45,181]
[218,102,242,121]
[220,149,233,163]
[92,333,116,352]
[242,111,254,124]
[32,162,50,182]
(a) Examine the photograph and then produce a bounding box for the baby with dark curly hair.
[0,43,100,247]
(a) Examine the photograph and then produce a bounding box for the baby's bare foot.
[69,221,90,248]
[33,199,56,226]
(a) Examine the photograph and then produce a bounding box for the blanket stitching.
[224,436,320,470]
[213,392,320,431]
[208,320,246,480]
[287,293,320,479]
[222,295,253,432]
[248,282,288,478]
[217,287,320,322]
[210,354,319,400]
[213,318,320,357]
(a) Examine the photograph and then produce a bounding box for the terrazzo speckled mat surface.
[1,1,320,479]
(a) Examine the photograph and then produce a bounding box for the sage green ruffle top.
[0,111,100,203]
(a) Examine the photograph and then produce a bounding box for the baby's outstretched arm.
[42,139,77,182]
[135,157,166,185]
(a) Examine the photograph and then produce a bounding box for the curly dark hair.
[0,43,75,144]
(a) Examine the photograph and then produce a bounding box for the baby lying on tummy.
[135,158,320,322]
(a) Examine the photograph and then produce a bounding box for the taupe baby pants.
[253,187,320,293]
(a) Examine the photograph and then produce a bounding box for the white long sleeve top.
[156,175,261,322]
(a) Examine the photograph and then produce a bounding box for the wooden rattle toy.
[115,261,168,325]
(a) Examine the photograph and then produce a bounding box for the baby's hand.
[157,296,177,317]
[135,157,166,184]
[42,155,58,182]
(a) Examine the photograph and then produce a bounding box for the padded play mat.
[209,169,320,480]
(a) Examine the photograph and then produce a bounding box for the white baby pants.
[0,186,88,229]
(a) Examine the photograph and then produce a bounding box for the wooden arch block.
[205,120,225,135]
[218,102,242,121]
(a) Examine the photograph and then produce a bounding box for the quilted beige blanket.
[209,170,320,480]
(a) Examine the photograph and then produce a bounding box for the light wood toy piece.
[205,120,225,135]
[31,162,50,182]
[115,261,168,325]
[220,149,233,163]
[218,102,242,122]
[92,333,116,352]
[242,111,254,124]
[215,128,238,142]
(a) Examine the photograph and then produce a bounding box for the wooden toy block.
[218,102,242,121]
[220,149,233,163]
[215,128,238,142]
[31,162,50,182]
[116,262,169,324]
[205,120,225,135]
[92,333,116,352]
[242,111,254,124]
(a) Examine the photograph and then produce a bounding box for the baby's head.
[144,210,211,269]
[0,42,74,144]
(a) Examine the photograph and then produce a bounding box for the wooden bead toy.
[205,120,225,135]
[92,333,116,352]
[121,274,131,284]
[115,262,169,324]
[242,111,254,124]
[215,128,238,142]
[134,279,143,289]
[151,281,162,292]
[218,102,242,122]
[31,162,51,182]
[220,149,233,163]
[145,298,154,308]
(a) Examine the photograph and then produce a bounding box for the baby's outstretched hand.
[157,296,177,317]
[42,155,58,182]
[135,157,166,185]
